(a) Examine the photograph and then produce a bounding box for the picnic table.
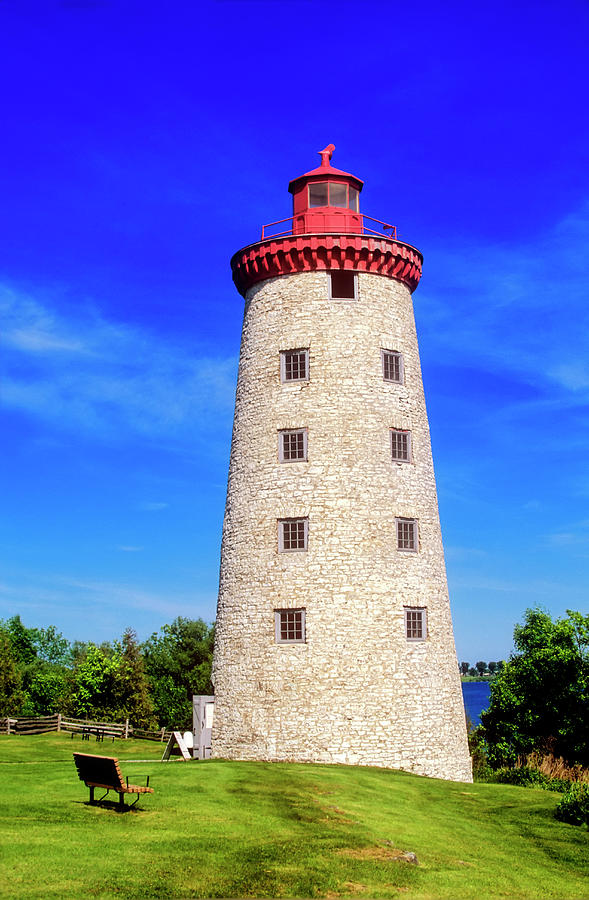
[71,726,114,742]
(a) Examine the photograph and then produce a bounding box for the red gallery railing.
[260,214,398,242]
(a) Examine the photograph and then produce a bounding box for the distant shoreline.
[460,675,496,683]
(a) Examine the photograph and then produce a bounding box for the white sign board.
[161,730,192,762]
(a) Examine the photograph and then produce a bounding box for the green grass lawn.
[0,733,587,899]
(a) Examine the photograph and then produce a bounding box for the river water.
[461,681,491,727]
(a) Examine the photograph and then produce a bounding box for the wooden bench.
[73,752,153,809]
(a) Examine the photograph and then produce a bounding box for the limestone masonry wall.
[212,270,472,783]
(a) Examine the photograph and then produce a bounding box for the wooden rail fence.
[0,714,171,741]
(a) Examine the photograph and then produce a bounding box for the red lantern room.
[288,144,363,235]
[230,145,423,297]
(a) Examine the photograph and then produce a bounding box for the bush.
[489,766,571,793]
[555,784,589,826]
[545,778,574,794]
[468,723,492,781]
[492,766,548,788]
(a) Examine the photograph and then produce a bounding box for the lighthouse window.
[279,429,308,462]
[404,607,427,641]
[396,517,418,552]
[330,271,357,299]
[275,609,306,643]
[391,429,411,462]
[329,183,348,208]
[308,182,329,207]
[308,182,359,210]
[278,517,308,551]
[280,349,308,382]
[382,350,403,384]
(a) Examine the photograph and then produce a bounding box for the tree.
[68,632,158,727]
[69,644,122,720]
[1,617,74,715]
[488,661,497,675]
[460,661,470,676]
[22,667,70,716]
[2,615,37,665]
[113,628,156,729]
[142,618,214,729]
[481,608,589,768]
[33,625,72,666]
[468,667,477,677]
[475,661,487,676]
[0,629,24,715]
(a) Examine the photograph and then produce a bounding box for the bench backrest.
[73,753,125,790]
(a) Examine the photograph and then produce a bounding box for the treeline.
[459,660,504,677]
[0,615,214,731]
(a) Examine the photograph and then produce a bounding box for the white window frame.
[391,428,412,463]
[278,517,309,552]
[280,349,309,383]
[396,517,418,552]
[404,607,427,641]
[382,349,404,384]
[275,608,306,644]
[329,271,358,300]
[279,428,308,462]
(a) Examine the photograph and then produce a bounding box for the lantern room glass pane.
[309,183,328,207]
[349,186,359,211]
[329,183,347,208]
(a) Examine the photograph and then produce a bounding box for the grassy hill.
[0,733,587,899]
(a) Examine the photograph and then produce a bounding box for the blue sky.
[1,0,588,661]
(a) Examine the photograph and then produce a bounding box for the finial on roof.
[318,144,335,167]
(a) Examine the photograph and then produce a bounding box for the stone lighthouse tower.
[211,146,472,783]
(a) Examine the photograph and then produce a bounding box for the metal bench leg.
[89,786,95,804]
[118,793,125,810]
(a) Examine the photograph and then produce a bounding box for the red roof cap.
[288,144,363,194]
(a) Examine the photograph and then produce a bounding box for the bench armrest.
[126,774,151,788]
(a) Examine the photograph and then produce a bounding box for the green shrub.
[554,783,589,826]
[543,777,572,793]
[492,766,547,787]
[488,765,579,793]
[468,723,494,781]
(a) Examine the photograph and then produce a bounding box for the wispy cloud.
[3,291,91,355]
[547,518,589,550]
[549,362,589,392]
[0,572,215,637]
[138,502,169,512]
[60,576,206,617]
[1,285,237,446]
[444,545,488,562]
[420,200,589,406]
[449,573,581,596]
[117,545,144,552]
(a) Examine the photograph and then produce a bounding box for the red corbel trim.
[230,234,423,296]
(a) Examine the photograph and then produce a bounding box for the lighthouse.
[211,146,472,783]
